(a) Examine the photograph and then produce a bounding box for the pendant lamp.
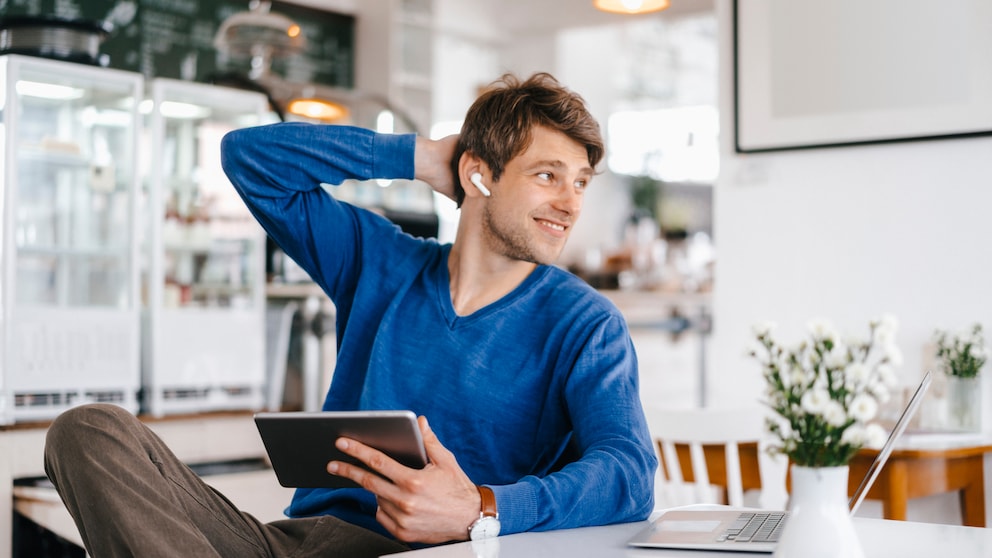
[593,0,671,15]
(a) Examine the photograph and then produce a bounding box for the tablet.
[254,410,428,488]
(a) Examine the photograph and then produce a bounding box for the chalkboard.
[0,0,354,87]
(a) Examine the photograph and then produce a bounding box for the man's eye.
[575,180,588,191]
[537,172,552,181]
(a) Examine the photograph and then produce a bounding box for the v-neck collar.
[433,245,550,329]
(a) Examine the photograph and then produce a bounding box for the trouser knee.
[45,403,136,463]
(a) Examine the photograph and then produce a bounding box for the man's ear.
[458,154,492,199]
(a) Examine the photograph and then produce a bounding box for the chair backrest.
[644,406,773,509]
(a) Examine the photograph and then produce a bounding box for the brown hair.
[450,72,604,206]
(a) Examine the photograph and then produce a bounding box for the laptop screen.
[848,370,932,514]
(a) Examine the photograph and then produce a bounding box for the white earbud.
[469,172,492,197]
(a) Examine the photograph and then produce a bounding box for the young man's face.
[480,125,595,265]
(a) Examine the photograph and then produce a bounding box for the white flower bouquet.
[750,317,901,467]
[934,323,987,379]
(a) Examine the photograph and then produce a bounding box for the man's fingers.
[327,458,384,493]
[328,437,404,495]
[418,416,455,466]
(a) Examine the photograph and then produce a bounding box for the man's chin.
[530,245,567,266]
[496,235,568,266]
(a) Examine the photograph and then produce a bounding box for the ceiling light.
[213,1,305,57]
[593,0,671,15]
[213,1,306,80]
[286,98,349,122]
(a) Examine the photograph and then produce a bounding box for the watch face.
[470,516,501,540]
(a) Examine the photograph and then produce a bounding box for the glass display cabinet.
[142,78,270,416]
[0,54,143,424]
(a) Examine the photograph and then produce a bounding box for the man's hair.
[450,72,604,206]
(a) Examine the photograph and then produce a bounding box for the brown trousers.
[44,404,409,558]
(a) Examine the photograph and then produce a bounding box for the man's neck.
[447,240,538,317]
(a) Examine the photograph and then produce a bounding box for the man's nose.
[554,182,583,215]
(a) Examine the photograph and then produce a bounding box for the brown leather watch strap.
[477,485,498,518]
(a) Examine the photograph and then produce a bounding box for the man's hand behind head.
[415,134,460,202]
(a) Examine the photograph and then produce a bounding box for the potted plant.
[750,316,901,558]
[933,323,987,431]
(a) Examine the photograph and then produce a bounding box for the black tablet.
[254,410,429,488]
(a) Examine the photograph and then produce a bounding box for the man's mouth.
[536,218,567,232]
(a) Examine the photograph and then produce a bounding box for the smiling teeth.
[543,222,565,231]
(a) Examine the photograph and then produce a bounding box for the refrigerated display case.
[0,54,143,424]
[142,78,270,416]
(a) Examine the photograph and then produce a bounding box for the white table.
[391,514,992,558]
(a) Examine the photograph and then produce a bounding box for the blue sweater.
[221,123,657,538]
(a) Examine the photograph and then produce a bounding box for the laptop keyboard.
[717,511,786,543]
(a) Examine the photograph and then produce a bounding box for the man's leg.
[44,404,408,558]
[45,404,270,557]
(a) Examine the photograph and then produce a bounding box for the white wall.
[711,134,992,405]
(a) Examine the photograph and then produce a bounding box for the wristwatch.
[468,485,501,540]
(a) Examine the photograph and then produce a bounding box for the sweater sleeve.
[220,122,416,292]
[489,313,658,534]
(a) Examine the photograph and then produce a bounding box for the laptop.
[626,371,933,553]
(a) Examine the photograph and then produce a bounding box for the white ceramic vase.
[773,465,864,558]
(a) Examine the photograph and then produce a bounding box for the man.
[44,73,657,557]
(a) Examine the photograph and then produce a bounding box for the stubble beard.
[480,203,564,266]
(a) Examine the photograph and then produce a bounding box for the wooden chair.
[644,406,783,509]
